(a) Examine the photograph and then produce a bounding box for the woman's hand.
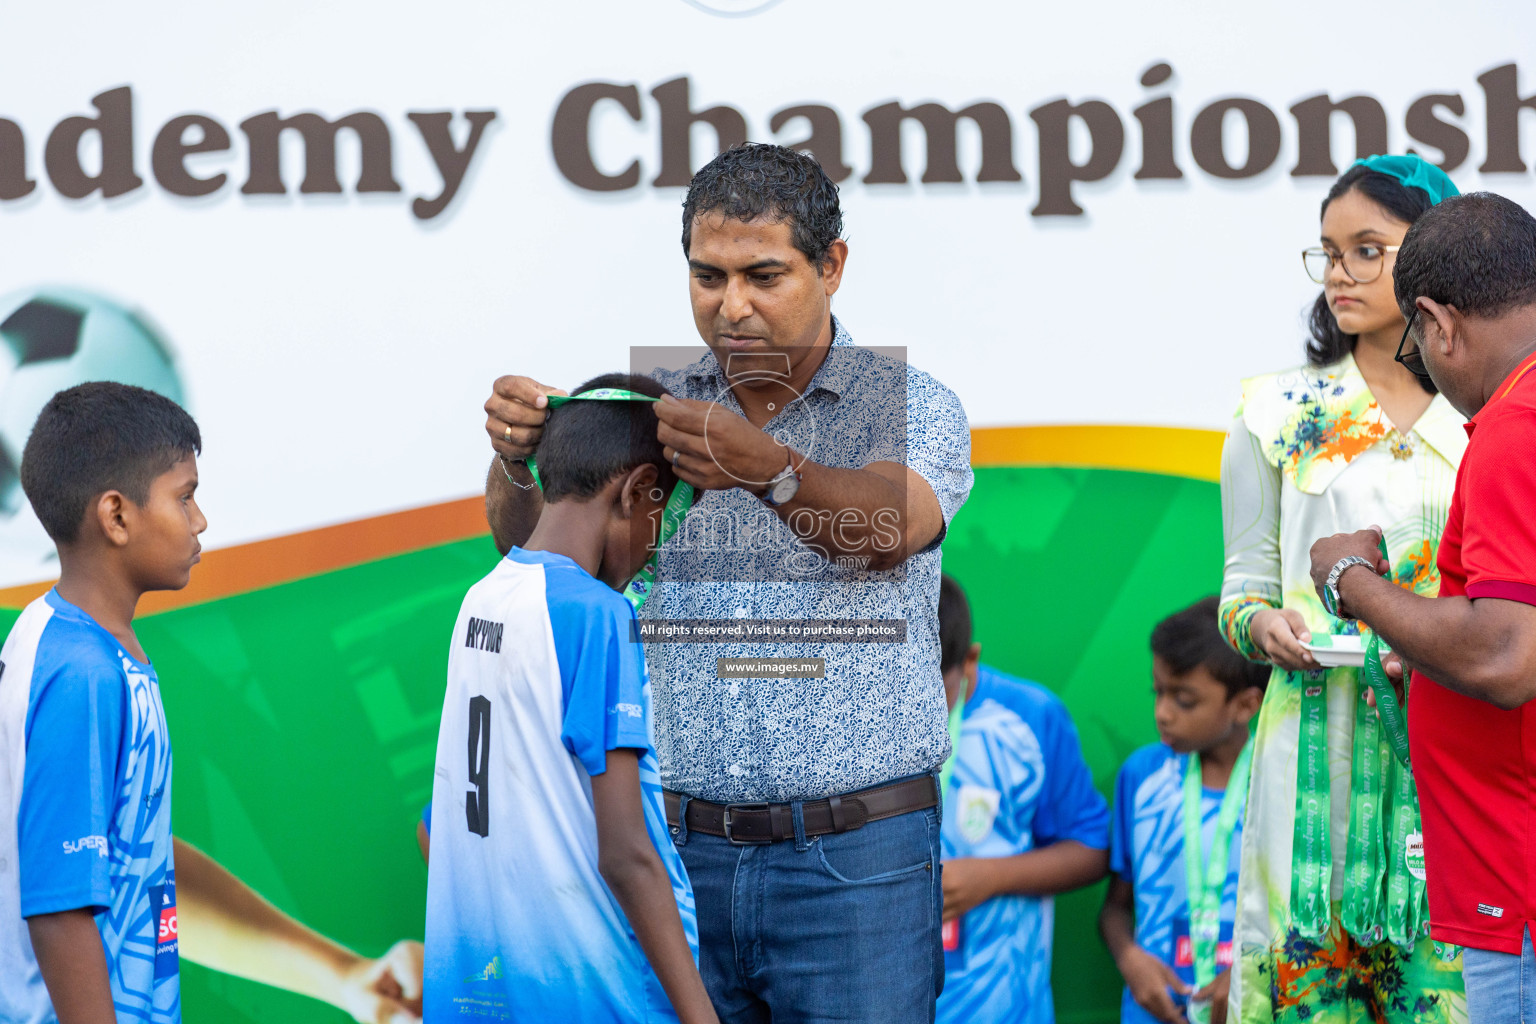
[1249,608,1321,671]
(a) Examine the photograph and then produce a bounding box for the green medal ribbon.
[1290,668,1333,940]
[939,686,968,794]
[1341,669,1389,945]
[1330,532,1434,949]
[1182,740,1253,1024]
[516,388,695,611]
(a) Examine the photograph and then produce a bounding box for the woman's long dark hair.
[1306,164,1436,392]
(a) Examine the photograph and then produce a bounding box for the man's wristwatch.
[1324,555,1376,618]
[761,449,802,507]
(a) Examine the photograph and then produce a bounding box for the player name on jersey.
[464,616,504,653]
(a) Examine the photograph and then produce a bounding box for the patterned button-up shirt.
[643,318,973,802]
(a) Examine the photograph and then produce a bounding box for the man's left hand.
[941,858,996,922]
[654,394,788,493]
[1308,526,1392,608]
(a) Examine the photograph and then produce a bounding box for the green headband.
[1352,154,1460,205]
[516,387,692,611]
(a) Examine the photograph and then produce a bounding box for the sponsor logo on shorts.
[1477,903,1505,918]
[611,703,643,719]
[62,835,108,857]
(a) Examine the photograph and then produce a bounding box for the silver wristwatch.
[761,450,802,507]
[1324,555,1375,618]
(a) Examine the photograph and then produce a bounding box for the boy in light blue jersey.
[423,373,716,1024]
[935,575,1110,1024]
[1100,597,1267,1024]
[0,383,426,1024]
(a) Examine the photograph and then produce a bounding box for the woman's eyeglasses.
[1302,244,1402,285]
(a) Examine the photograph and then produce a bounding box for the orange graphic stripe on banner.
[0,425,1224,613]
[0,496,489,615]
[970,424,1224,481]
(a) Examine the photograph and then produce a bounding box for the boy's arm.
[591,749,718,1024]
[27,909,115,1024]
[942,840,1108,919]
[1099,875,1190,1024]
[945,694,1110,918]
[174,837,423,1024]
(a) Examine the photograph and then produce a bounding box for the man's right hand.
[1116,943,1192,1024]
[484,376,568,460]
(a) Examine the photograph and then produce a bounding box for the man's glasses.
[1395,309,1436,387]
[1302,244,1402,285]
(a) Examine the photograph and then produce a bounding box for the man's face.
[686,213,844,388]
[125,454,206,591]
[1414,308,1481,418]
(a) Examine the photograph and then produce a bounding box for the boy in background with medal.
[934,575,1110,1024]
[1100,597,1268,1024]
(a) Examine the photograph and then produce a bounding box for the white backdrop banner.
[0,0,1533,584]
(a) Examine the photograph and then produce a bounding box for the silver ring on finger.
[671,449,681,466]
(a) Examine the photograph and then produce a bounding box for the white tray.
[1303,634,1366,668]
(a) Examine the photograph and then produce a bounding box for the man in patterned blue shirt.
[484,143,973,1022]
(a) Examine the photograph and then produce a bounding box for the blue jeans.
[1464,927,1536,1024]
[673,794,943,1024]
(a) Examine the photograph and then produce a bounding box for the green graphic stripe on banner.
[0,465,1222,1024]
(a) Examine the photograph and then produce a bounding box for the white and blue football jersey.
[424,548,698,1024]
[937,665,1110,1024]
[1110,743,1244,1024]
[0,590,178,1024]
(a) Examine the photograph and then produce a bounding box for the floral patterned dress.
[1220,355,1467,1024]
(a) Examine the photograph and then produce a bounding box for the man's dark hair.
[938,574,974,674]
[681,143,844,271]
[535,373,681,503]
[1307,165,1438,380]
[1394,191,1536,322]
[1151,596,1268,698]
[21,381,201,544]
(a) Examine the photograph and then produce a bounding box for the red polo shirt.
[1411,350,1536,954]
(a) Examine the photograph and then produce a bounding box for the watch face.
[769,474,799,505]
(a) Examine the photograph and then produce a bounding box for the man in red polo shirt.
[1308,191,1536,1024]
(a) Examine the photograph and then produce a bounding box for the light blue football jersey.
[1110,744,1244,1024]
[936,665,1110,1024]
[0,590,179,1024]
[424,548,698,1023]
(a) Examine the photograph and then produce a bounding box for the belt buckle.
[721,803,772,845]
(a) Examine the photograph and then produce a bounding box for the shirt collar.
[687,316,857,399]
[1467,349,1536,436]
[1336,352,1469,462]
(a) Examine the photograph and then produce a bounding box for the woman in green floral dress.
[1220,156,1465,1024]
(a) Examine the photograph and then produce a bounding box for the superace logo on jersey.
[465,617,504,653]
[62,834,108,857]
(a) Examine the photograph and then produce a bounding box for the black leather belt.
[664,775,939,845]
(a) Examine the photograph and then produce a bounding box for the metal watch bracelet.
[1324,555,1375,618]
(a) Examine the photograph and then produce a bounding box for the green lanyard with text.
[517,388,695,611]
[1290,668,1333,940]
[1182,740,1253,1024]
[939,686,968,794]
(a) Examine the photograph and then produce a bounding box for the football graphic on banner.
[0,287,186,578]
